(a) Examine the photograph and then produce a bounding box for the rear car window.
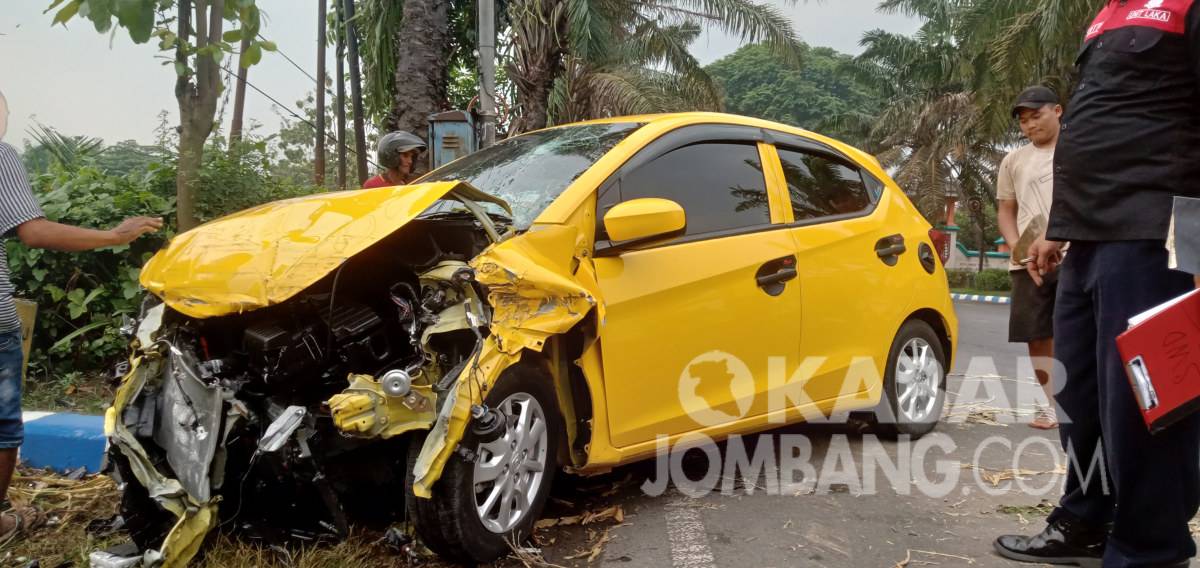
[777,148,874,220]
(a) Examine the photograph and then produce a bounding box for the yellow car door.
[593,127,803,449]
[766,138,912,408]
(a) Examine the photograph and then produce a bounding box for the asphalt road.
[531,301,1075,568]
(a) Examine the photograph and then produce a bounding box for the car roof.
[556,112,883,172]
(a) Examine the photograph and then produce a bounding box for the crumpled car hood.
[140,181,509,319]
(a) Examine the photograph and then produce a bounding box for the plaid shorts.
[0,330,23,449]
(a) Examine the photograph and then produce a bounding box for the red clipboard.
[1116,289,1200,434]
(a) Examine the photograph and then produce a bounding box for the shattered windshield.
[419,122,643,228]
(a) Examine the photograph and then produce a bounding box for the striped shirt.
[0,143,45,332]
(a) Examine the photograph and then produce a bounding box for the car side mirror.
[602,198,686,243]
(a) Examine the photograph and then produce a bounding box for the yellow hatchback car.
[108,113,957,565]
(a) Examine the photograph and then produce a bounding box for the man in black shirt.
[996,1,1200,566]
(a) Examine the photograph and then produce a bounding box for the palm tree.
[852,0,1096,267]
[852,9,1004,270]
[877,0,1095,135]
[508,0,807,132]
[356,0,479,141]
[26,124,105,171]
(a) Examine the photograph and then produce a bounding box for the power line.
[218,64,379,170]
[259,32,321,85]
[255,32,340,106]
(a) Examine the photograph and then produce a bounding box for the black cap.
[1011,86,1059,118]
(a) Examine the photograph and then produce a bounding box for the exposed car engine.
[110,216,500,549]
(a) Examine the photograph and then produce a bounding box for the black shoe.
[994,514,1106,567]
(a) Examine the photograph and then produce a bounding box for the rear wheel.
[407,365,563,564]
[873,319,947,438]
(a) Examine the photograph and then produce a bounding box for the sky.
[0,0,920,147]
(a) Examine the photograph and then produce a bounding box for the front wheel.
[873,319,947,438]
[407,365,563,564]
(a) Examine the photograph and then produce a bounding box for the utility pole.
[315,0,327,187]
[334,0,348,189]
[343,0,369,185]
[478,0,497,147]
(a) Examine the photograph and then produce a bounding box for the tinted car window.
[419,122,642,228]
[777,148,872,221]
[613,142,771,237]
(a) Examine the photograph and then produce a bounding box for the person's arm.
[998,199,1020,252]
[0,143,162,251]
[16,217,162,252]
[995,154,1021,263]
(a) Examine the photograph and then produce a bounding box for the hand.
[109,216,164,245]
[1025,236,1063,286]
[1194,275,1199,290]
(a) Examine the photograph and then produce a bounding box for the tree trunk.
[315,0,327,186]
[175,0,225,231]
[978,220,986,273]
[508,0,565,134]
[335,0,347,190]
[229,33,252,146]
[384,0,450,175]
[343,0,369,185]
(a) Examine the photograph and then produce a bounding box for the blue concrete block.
[21,413,106,473]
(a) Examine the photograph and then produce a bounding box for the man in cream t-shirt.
[996,86,1062,429]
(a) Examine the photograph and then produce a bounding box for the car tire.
[873,319,947,438]
[406,364,563,564]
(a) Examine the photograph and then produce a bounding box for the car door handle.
[875,234,906,266]
[756,267,798,288]
[755,256,798,296]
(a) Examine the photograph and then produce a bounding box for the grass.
[22,371,113,415]
[197,534,428,568]
[0,468,125,566]
[997,500,1055,517]
[0,467,568,568]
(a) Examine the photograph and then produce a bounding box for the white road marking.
[665,496,717,568]
[21,411,54,423]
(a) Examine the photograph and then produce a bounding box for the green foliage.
[7,163,175,380]
[95,140,166,176]
[706,43,884,145]
[48,0,269,77]
[194,139,318,223]
[973,269,1013,292]
[8,136,323,383]
[946,268,1011,291]
[954,201,999,252]
[272,90,375,188]
[945,269,974,289]
[26,124,105,171]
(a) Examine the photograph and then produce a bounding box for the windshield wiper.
[419,210,512,223]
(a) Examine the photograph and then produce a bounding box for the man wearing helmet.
[363,131,428,188]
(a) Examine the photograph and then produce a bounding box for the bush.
[9,141,323,383]
[945,269,974,289]
[194,140,319,223]
[8,164,175,380]
[972,269,1013,292]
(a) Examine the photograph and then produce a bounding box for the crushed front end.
[102,184,522,566]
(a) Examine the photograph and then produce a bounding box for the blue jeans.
[0,331,22,449]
